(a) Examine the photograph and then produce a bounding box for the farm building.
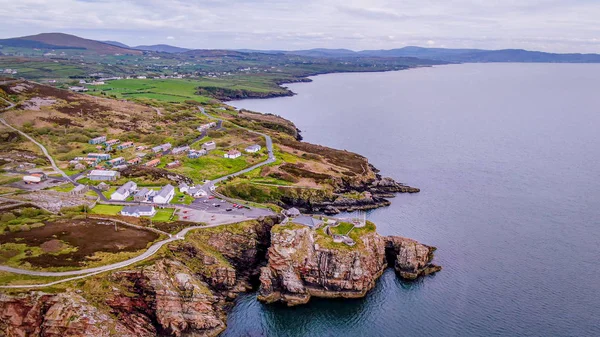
[145,159,160,167]
[107,157,125,166]
[87,153,111,161]
[127,157,142,165]
[224,150,242,159]
[188,149,207,159]
[153,184,175,204]
[245,144,262,153]
[166,160,181,169]
[104,139,120,146]
[202,141,216,151]
[89,170,120,181]
[117,142,134,150]
[121,205,156,217]
[172,145,190,154]
[89,136,106,145]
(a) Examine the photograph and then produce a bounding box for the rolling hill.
[133,44,190,53]
[1,33,142,55]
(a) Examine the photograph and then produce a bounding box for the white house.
[245,144,261,153]
[224,149,241,159]
[153,184,175,204]
[110,181,137,201]
[202,141,216,151]
[179,182,189,193]
[121,205,156,217]
[187,186,207,198]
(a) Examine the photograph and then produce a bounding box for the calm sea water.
[223,64,600,336]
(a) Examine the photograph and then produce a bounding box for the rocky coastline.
[0,216,440,336]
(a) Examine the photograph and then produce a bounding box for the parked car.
[209,196,215,199]
[226,208,232,212]
[214,204,221,208]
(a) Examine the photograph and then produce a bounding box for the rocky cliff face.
[0,216,280,337]
[0,292,136,337]
[385,236,442,280]
[258,224,440,306]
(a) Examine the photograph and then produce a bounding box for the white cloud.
[167,36,175,40]
[0,0,598,52]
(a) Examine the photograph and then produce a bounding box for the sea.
[222,63,600,337]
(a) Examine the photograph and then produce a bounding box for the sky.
[0,0,599,53]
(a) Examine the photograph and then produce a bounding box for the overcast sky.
[1,0,599,53]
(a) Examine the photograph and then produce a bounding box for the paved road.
[198,106,276,190]
[0,96,72,183]
[0,219,249,281]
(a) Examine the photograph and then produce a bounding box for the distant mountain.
[270,46,600,63]
[133,44,190,53]
[103,40,130,48]
[0,33,142,55]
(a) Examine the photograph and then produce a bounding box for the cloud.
[0,0,599,52]
[167,36,175,40]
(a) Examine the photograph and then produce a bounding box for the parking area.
[178,195,274,223]
[10,177,70,191]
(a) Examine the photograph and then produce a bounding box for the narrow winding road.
[0,97,72,182]
[0,103,279,288]
[198,106,276,190]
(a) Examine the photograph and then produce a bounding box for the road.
[0,219,249,282]
[0,96,72,183]
[198,106,276,190]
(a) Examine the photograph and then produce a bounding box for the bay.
[223,63,600,337]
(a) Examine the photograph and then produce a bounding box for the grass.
[90,204,123,215]
[152,208,175,222]
[330,222,354,236]
[87,79,212,103]
[48,184,74,193]
[101,187,118,199]
[171,191,194,205]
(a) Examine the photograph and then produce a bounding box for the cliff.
[0,216,280,337]
[258,222,440,306]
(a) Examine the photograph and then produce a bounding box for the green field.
[152,208,175,222]
[90,204,122,215]
[88,79,212,103]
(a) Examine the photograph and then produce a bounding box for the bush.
[0,212,16,223]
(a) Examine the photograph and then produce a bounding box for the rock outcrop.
[258,224,388,306]
[385,236,442,280]
[258,223,440,306]
[0,292,136,337]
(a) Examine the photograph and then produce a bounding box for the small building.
[134,188,151,202]
[74,163,86,171]
[69,86,88,92]
[152,143,172,153]
[202,141,216,151]
[284,207,301,218]
[87,153,111,161]
[188,149,207,159]
[121,205,156,217]
[136,146,147,151]
[224,149,241,159]
[90,81,105,86]
[111,181,137,201]
[145,159,160,167]
[97,182,110,191]
[127,157,142,165]
[104,139,120,147]
[107,157,125,166]
[117,142,134,150]
[245,144,262,153]
[135,152,147,158]
[187,186,207,198]
[179,182,189,193]
[70,184,89,195]
[23,173,47,184]
[153,184,174,204]
[166,160,181,169]
[293,216,324,229]
[197,122,217,132]
[89,170,120,181]
[113,164,128,171]
[172,145,190,155]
